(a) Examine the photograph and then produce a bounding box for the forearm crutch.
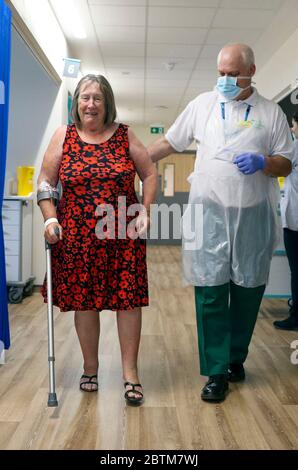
[45,225,60,407]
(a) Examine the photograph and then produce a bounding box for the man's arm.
[234,153,292,176]
[263,155,292,177]
[147,137,176,162]
[128,128,158,213]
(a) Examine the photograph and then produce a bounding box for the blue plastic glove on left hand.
[234,153,266,174]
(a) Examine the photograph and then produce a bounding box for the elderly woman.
[37,74,157,405]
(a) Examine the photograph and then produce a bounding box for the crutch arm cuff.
[37,189,59,205]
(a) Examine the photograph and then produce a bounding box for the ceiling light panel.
[50,0,87,39]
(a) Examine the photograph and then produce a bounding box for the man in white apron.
[148,43,293,402]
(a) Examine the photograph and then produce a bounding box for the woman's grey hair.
[217,43,255,68]
[71,74,117,128]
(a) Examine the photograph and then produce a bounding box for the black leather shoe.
[228,363,245,382]
[273,316,298,331]
[201,374,228,402]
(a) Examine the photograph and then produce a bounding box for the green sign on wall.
[150,126,164,134]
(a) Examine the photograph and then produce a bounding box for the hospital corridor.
[0,0,298,456]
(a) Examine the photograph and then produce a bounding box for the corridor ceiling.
[50,0,297,125]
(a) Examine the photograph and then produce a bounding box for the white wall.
[131,125,168,147]
[256,26,298,101]
[11,0,68,77]
[253,0,298,101]
[6,28,76,285]
[32,80,74,285]
[131,123,196,151]
[6,1,78,284]
[6,28,59,196]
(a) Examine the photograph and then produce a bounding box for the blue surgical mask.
[216,75,251,100]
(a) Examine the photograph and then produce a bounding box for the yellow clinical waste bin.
[17,166,34,196]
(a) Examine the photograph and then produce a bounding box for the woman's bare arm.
[37,126,66,242]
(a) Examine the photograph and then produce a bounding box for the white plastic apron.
[182,96,281,287]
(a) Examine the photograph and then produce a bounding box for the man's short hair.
[217,43,255,68]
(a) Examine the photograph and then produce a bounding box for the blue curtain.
[0,0,11,350]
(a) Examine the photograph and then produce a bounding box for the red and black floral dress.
[41,123,148,312]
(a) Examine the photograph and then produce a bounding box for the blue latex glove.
[234,153,266,174]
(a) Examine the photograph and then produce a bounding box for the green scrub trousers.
[194,281,265,376]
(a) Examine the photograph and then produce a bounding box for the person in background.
[274,111,298,331]
[37,74,157,405]
[148,43,293,402]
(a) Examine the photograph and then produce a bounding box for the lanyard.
[220,102,252,122]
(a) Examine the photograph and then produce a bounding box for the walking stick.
[45,225,60,407]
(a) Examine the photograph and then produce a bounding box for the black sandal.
[80,374,98,392]
[124,382,144,406]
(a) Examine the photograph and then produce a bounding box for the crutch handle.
[45,225,61,250]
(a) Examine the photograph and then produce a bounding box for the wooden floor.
[0,246,298,450]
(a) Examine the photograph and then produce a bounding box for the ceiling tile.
[105,57,144,68]
[146,78,187,90]
[101,43,145,57]
[213,8,276,29]
[206,28,263,45]
[88,0,146,6]
[148,0,220,6]
[191,69,217,80]
[89,0,146,4]
[146,57,196,70]
[146,93,181,104]
[109,78,144,91]
[195,58,217,70]
[220,0,283,10]
[95,26,145,43]
[148,27,207,44]
[147,44,200,58]
[148,7,215,28]
[200,45,222,59]
[145,87,186,97]
[90,5,146,26]
[146,68,192,80]
[107,68,145,79]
